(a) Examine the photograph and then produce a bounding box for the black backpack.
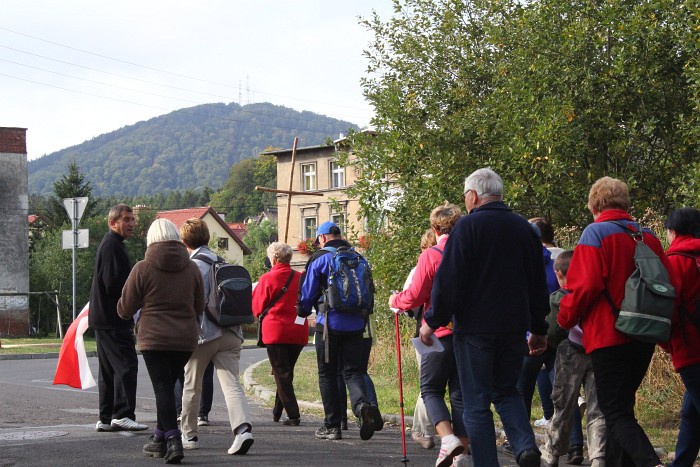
[193,254,253,327]
[667,251,700,332]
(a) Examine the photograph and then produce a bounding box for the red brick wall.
[0,127,27,154]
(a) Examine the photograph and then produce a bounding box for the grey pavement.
[0,347,529,466]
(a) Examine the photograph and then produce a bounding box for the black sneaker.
[566,446,584,465]
[340,418,348,430]
[517,448,541,467]
[315,426,342,440]
[142,435,166,458]
[197,415,209,426]
[164,436,184,464]
[282,417,300,426]
[358,403,375,441]
[371,406,383,431]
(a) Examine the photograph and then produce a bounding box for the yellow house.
[156,207,251,264]
[262,135,369,267]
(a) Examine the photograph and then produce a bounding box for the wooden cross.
[255,137,323,243]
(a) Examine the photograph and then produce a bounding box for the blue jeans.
[453,332,537,467]
[517,346,556,418]
[420,334,466,437]
[537,367,554,419]
[673,363,700,467]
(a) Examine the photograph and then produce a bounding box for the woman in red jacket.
[663,207,700,467]
[558,177,670,467]
[252,242,308,426]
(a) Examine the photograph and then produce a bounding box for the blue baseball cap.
[316,221,340,239]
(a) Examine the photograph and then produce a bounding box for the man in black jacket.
[421,168,549,467]
[89,204,147,432]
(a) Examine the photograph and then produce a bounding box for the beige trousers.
[181,330,251,440]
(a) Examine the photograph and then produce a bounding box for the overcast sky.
[1,1,395,161]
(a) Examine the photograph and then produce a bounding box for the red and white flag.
[53,303,96,389]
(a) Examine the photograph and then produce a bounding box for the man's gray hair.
[464,168,504,198]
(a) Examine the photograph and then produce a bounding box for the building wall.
[0,128,30,336]
[203,213,245,265]
[274,145,365,267]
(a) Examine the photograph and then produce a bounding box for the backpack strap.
[260,270,296,321]
[602,220,644,316]
[430,246,444,255]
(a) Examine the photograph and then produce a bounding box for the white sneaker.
[181,434,199,450]
[452,453,470,466]
[534,416,550,427]
[436,435,465,467]
[111,417,148,431]
[95,420,113,432]
[228,431,254,455]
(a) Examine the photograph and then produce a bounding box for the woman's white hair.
[266,242,293,264]
[146,218,181,246]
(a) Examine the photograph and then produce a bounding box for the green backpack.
[604,221,676,344]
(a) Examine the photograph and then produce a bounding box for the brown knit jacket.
[117,240,204,352]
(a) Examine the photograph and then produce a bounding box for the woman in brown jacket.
[118,218,204,464]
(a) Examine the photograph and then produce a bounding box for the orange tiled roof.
[155,207,251,255]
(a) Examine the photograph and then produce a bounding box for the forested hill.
[28,102,359,196]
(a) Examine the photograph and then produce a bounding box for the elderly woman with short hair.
[252,242,308,425]
[558,176,672,467]
[117,218,204,463]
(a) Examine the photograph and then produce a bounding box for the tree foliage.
[242,220,278,282]
[209,154,277,222]
[44,161,97,228]
[352,0,698,299]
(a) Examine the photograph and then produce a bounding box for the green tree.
[353,0,697,289]
[242,220,278,281]
[44,161,97,229]
[210,154,277,222]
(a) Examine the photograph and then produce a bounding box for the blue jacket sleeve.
[298,256,326,316]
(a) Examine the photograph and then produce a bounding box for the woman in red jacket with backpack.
[252,242,308,426]
[663,207,700,467]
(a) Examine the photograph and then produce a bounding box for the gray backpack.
[604,221,675,343]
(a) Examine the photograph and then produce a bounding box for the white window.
[331,213,345,234]
[301,163,316,191]
[217,238,229,250]
[330,161,345,188]
[303,217,317,240]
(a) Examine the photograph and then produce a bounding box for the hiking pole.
[394,311,409,465]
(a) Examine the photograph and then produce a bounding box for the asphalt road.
[0,349,523,466]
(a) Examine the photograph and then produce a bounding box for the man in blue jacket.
[298,221,375,442]
[421,168,549,467]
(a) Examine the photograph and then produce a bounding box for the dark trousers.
[315,330,368,428]
[268,343,305,420]
[338,337,378,421]
[517,345,556,418]
[94,328,139,423]
[175,361,214,416]
[142,350,192,434]
[674,363,700,467]
[591,342,660,467]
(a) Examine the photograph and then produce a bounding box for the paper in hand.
[411,334,444,355]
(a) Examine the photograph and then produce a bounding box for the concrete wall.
[0,128,29,336]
